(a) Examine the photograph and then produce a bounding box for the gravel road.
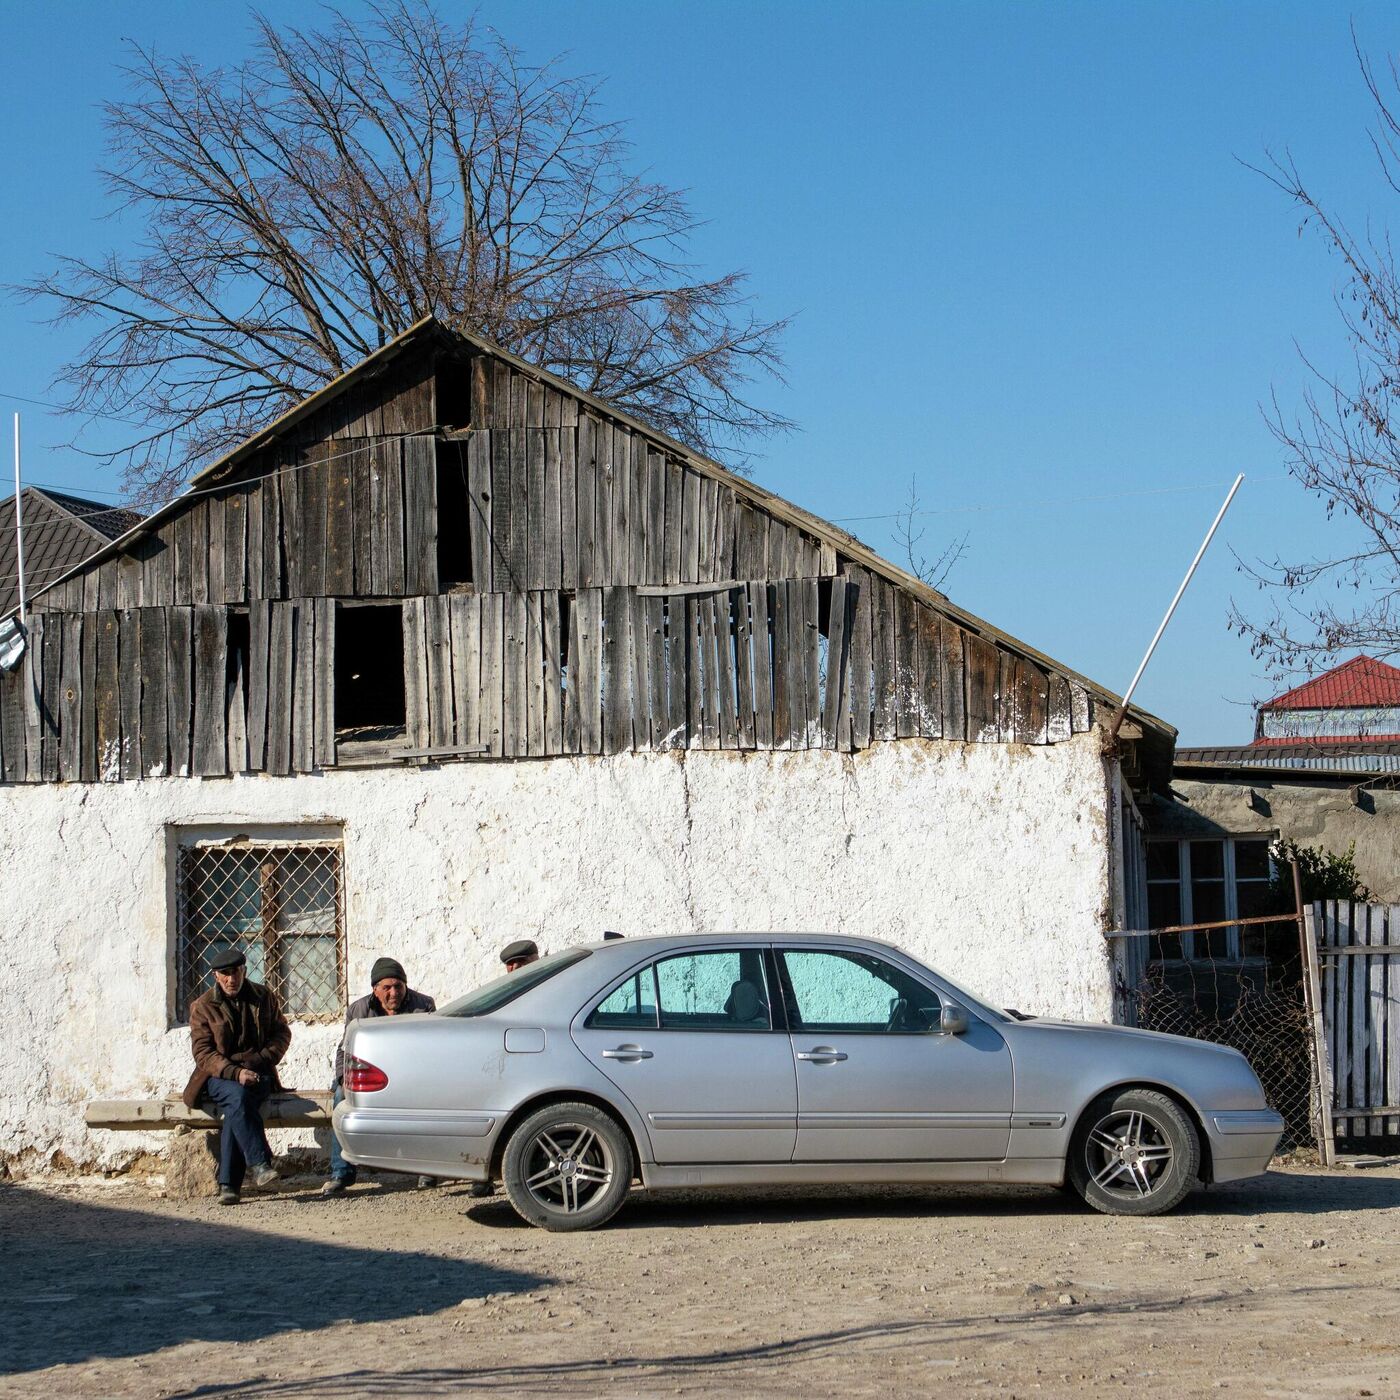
[2,1163,1397,1397]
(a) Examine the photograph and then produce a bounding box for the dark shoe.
[469,1181,494,1198]
[218,1186,240,1206]
[320,1176,352,1197]
[251,1162,280,1190]
[415,1175,437,1190]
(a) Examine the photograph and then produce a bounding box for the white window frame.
[1146,835,1275,962]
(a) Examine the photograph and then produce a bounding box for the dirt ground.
[1,1162,1397,1399]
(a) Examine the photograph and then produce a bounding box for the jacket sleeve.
[333,996,364,1086]
[422,993,437,1013]
[189,1002,236,1082]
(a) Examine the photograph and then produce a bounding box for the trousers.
[328,1084,356,1184]
[202,1075,274,1189]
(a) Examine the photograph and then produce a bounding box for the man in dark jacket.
[322,956,436,1196]
[183,948,292,1206]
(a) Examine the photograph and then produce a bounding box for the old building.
[0,318,1172,1174]
[0,485,142,619]
[1150,655,1400,969]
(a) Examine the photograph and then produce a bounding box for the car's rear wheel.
[501,1102,632,1231]
[1068,1088,1200,1216]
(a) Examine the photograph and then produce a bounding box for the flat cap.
[500,939,539,965]
[211,948,247,972]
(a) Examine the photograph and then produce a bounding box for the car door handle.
[796,1048,848,1063]
[600,1045,654,1061]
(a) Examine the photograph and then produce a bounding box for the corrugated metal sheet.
[0,488,142,618]
[1176,743,1400,775]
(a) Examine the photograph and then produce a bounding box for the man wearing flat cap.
[183,948,292,1206]
[322,956,437,1196]
[500,939,539,972]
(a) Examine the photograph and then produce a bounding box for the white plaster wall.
[0,734,1117,1173]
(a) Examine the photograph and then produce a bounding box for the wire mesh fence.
[1135,959,1316,1151]
[175,840,345,1023]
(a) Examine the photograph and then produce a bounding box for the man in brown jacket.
[183,948,292,1205]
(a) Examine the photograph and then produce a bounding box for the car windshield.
[438,948,592,1017]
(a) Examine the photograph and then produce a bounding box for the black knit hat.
[370,956,407,986]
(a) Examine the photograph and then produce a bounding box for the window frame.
[773,945,948,1036]
[173,834,347,1026]
[1145,835,1276,963]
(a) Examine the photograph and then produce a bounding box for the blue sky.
[0,1,1395,744]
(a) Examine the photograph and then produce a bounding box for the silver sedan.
[333,933,1283,1230]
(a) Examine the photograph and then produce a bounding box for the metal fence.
[175,839,345,1023]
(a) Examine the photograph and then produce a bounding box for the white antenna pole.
[1108,472,1245,741]
[13,413,26,627]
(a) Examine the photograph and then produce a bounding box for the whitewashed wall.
[0,734,1118,1174]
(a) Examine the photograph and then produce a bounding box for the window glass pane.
[1147,883,1181,929]
[656,951,771,1031]
[1234,839,1271,881]
[283,934,339,1018]
[1146,842,1180,881]
[1190,841,1224,879]
[588,969,658,1029]
[1151,933,1183,961]
[779,950,942,1034]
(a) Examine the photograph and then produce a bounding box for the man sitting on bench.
[183,948,292,1206]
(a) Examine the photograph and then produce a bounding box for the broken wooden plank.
[940,619,966,742]
[560,428,578,592]
[542,590,564,755]
[315,597,336,768]
[917,605,943,740]
[800,577,820,749]
[226,642,249,774]
[325,455,354,596]
[965,632,999,742]
[503,589,528,757]
[542,428,563,591]
[576,417,598,588]
[93,611,120,782]
[733,585,756,750]
[1048,673,1073,742]
[449,593,481,751]
[402,435,438,596]
[1017,657,1050,744]
[525,592,546,756]
[575,588,603,756]
[997,651,1016,743]
[771,582,791,748]
[243,601,269,773]
[845,569,872,751]
[192,604,228,777]
[465,432,493,592]
[871,580,897,742]
[750,581,775,749]
[1070,681,1092,733]
[479,590,505,758]
[823,577,849,751]
[894,590,921,741]
[58,613,83,782]
[117,609,142,781]
[681,469,701,584]
[425,594,454,751]
[525,428,548,591]
[138,607,168,777]
[602,585,631,753]
[402,596,430,750]
[266,602,294,775]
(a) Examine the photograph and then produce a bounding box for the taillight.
[345,1055,388,1092]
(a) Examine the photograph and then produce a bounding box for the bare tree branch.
[1232,28,1400,682]
[17,1,792,503]
[893,477,967,593]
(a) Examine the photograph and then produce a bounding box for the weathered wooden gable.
[1,320,1129,785]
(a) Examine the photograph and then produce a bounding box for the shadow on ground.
[459,1166,1400,1231]
[0,1184,548,1376]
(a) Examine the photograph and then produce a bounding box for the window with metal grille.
[175,839,346,1023]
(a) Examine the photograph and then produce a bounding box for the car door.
[776,945,1013,1162]
[571,946,798,1164]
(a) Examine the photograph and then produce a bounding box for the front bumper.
[1205,1109,1285,1184]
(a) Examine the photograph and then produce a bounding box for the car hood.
[1012,1017,1244,1059]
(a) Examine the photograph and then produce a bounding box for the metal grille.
[176,840,345,1023]
[1135,965,1316,1151]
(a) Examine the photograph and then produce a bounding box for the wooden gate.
[1306,901,1400,1156]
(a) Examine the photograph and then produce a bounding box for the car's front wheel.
[501,1101,632,1231]
[1067,1087,1201,1216]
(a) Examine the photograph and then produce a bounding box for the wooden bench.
[85,1091,331,1131]
[87,1093,332,1199]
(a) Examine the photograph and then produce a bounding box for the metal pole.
[1108,473,1244,741]
[13,413,26,626]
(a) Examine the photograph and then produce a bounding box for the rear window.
[438,948,592,1017]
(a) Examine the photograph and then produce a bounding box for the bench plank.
[86,1092,331,1131]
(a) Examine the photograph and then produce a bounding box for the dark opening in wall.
[225,610,250,692]
[437,442,474,588]
[334,602,405,736]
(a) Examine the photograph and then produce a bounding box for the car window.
[438,948,592,1017]
[654,949,773,1032]
[586,967,659,1030]
[777,949,943,1034]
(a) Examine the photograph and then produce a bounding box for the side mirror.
[938,1002,969,1036]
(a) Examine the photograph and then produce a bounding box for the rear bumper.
[332,1102,497,1181]
[1204,1109,1285,1184]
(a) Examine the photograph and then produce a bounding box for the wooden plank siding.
[6,340,1122,784]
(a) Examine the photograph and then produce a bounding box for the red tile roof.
[1261,655,1400,711]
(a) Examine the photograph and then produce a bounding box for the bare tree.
[893,477,967,592]
[1231,36,1400,678]
[22,2,791,502]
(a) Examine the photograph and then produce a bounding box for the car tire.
[1067,1087,1201,1217]
[501,1101,633,1232]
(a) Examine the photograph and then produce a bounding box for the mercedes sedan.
[332,933,1283,1231]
